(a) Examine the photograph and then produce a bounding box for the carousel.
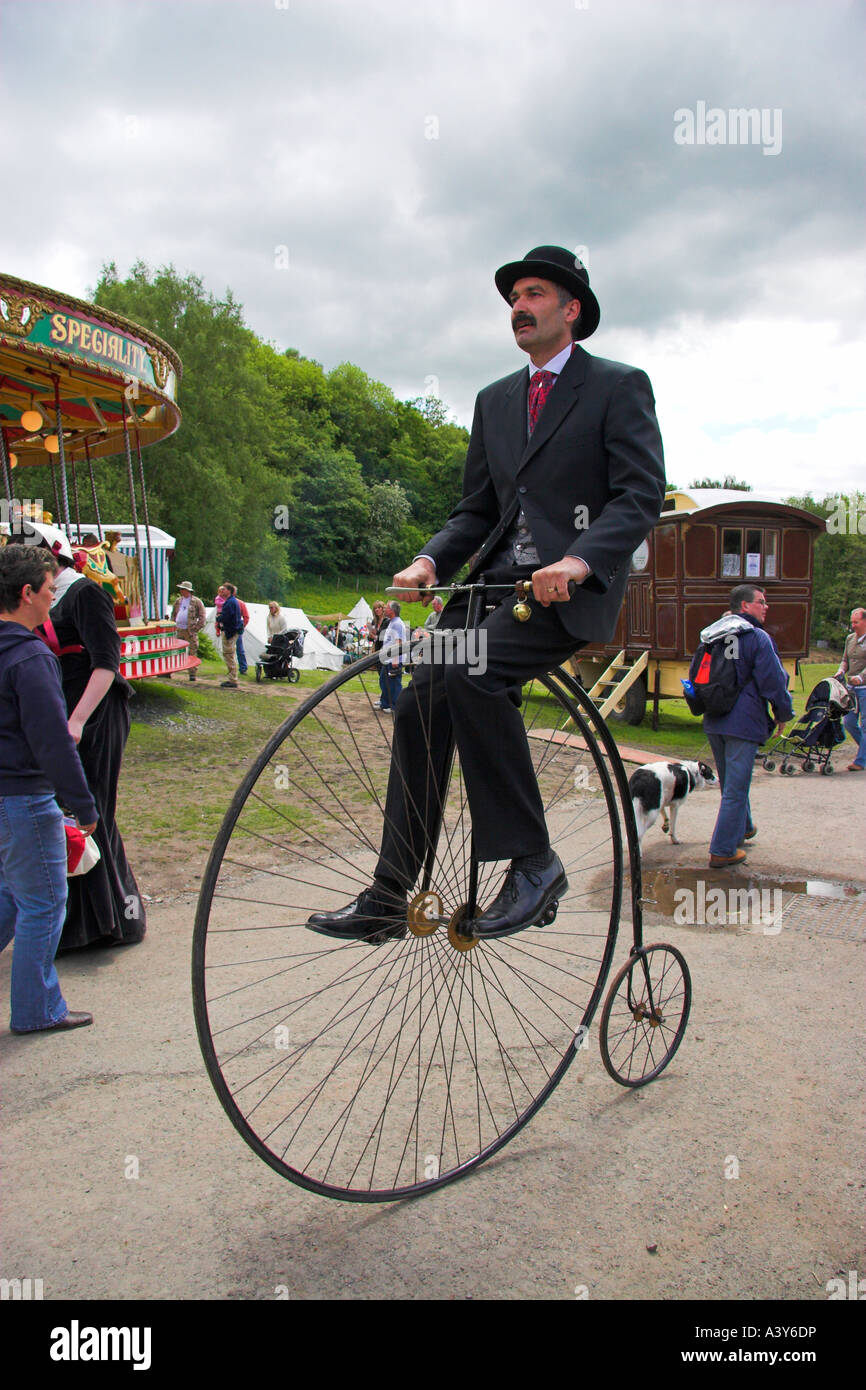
[0,272,192,678]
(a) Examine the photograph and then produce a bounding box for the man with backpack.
[687,585,793,867]
[215,583,244,689]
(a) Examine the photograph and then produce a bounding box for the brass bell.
[512,580,533,623]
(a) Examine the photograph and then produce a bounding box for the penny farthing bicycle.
[192,579,691,1202]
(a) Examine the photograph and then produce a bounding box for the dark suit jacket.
[423,345,666,643]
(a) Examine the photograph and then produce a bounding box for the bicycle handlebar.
[385,578,576,623]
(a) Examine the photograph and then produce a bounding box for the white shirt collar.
[50,567,85,607]
[528,342,573,377]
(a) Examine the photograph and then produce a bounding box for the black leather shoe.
[306,886,407,942]
[11,1010,93,1035]
[467,854,568,940]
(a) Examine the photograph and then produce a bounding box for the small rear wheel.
[288,666,300,683]
[599,943,691,1088]
[784,763,797,776]
[821,762,835,776]
[802,760,815,773]
[763,759,776,772]
[255,665,263,683]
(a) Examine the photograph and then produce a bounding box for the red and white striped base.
[120,623,200,680]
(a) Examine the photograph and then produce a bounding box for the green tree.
[365,480,413,573]
[327,363,400,475]
[80,261,290,599]
[23,261,471,592]
[688,476,752,490]
[290,450,369,574]
[785,492,866,645]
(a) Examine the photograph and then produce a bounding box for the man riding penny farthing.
[193,243,683,1202]
[306,244,667,945]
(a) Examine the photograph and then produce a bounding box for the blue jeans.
[706,734,758,858]
[843,685,866,767]
[384,663,403,711]
[378,660,391,708]
[0,794,69,1032]
[378,659,404,709]
[236,631,248,674]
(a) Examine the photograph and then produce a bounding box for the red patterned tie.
[528,369,556,434]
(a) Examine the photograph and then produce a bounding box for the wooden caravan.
[576,489,826,726]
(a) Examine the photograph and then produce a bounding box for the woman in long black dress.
[36,531,145,951]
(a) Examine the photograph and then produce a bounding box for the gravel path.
[2,744,863,1302]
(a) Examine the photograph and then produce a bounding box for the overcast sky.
[1,0,864,498]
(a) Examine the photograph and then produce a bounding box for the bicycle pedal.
[368,925,408,945]
[537,899,559,927]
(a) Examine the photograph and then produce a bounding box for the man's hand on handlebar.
[392,558,437,604]
[530,556,590,608]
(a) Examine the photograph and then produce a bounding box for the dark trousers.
[377,660,391,708]
[375,577,580,887]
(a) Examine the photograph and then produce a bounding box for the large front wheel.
[192,654,625,1200]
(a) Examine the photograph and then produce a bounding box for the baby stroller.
[759,676,853,776]
[255,629,304,683]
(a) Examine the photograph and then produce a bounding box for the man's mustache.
[512,314,536,330]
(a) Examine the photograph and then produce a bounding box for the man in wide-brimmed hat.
[308,244,666,943]
[171,581,206,681]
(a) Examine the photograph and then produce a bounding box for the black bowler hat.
[494,244,601,340]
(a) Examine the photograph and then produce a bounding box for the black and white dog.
[628,761,717,845]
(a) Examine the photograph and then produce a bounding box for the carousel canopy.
[0,273,182,465]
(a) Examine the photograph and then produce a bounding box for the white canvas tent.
[339,595,374,638]
[203,603,344,671]
[348,596,373,624]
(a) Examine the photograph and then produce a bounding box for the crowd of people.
[1,240,861,1065]
[2,523,864,1034]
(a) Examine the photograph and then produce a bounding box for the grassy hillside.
[284,572,432,631]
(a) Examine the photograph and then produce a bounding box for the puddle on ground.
[644,866,866,932]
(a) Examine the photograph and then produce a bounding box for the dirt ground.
[2,735,864,1305]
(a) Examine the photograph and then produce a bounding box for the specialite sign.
[30,310,175,397]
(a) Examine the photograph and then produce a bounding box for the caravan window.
[721,529,742,578]
[745,529,762,579]
[720,526,780,580]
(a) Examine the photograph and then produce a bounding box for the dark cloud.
[0,0,862,487]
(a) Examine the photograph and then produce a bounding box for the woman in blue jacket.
[0,545,98,1032]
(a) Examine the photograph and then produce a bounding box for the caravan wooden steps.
[581,649,649,721]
